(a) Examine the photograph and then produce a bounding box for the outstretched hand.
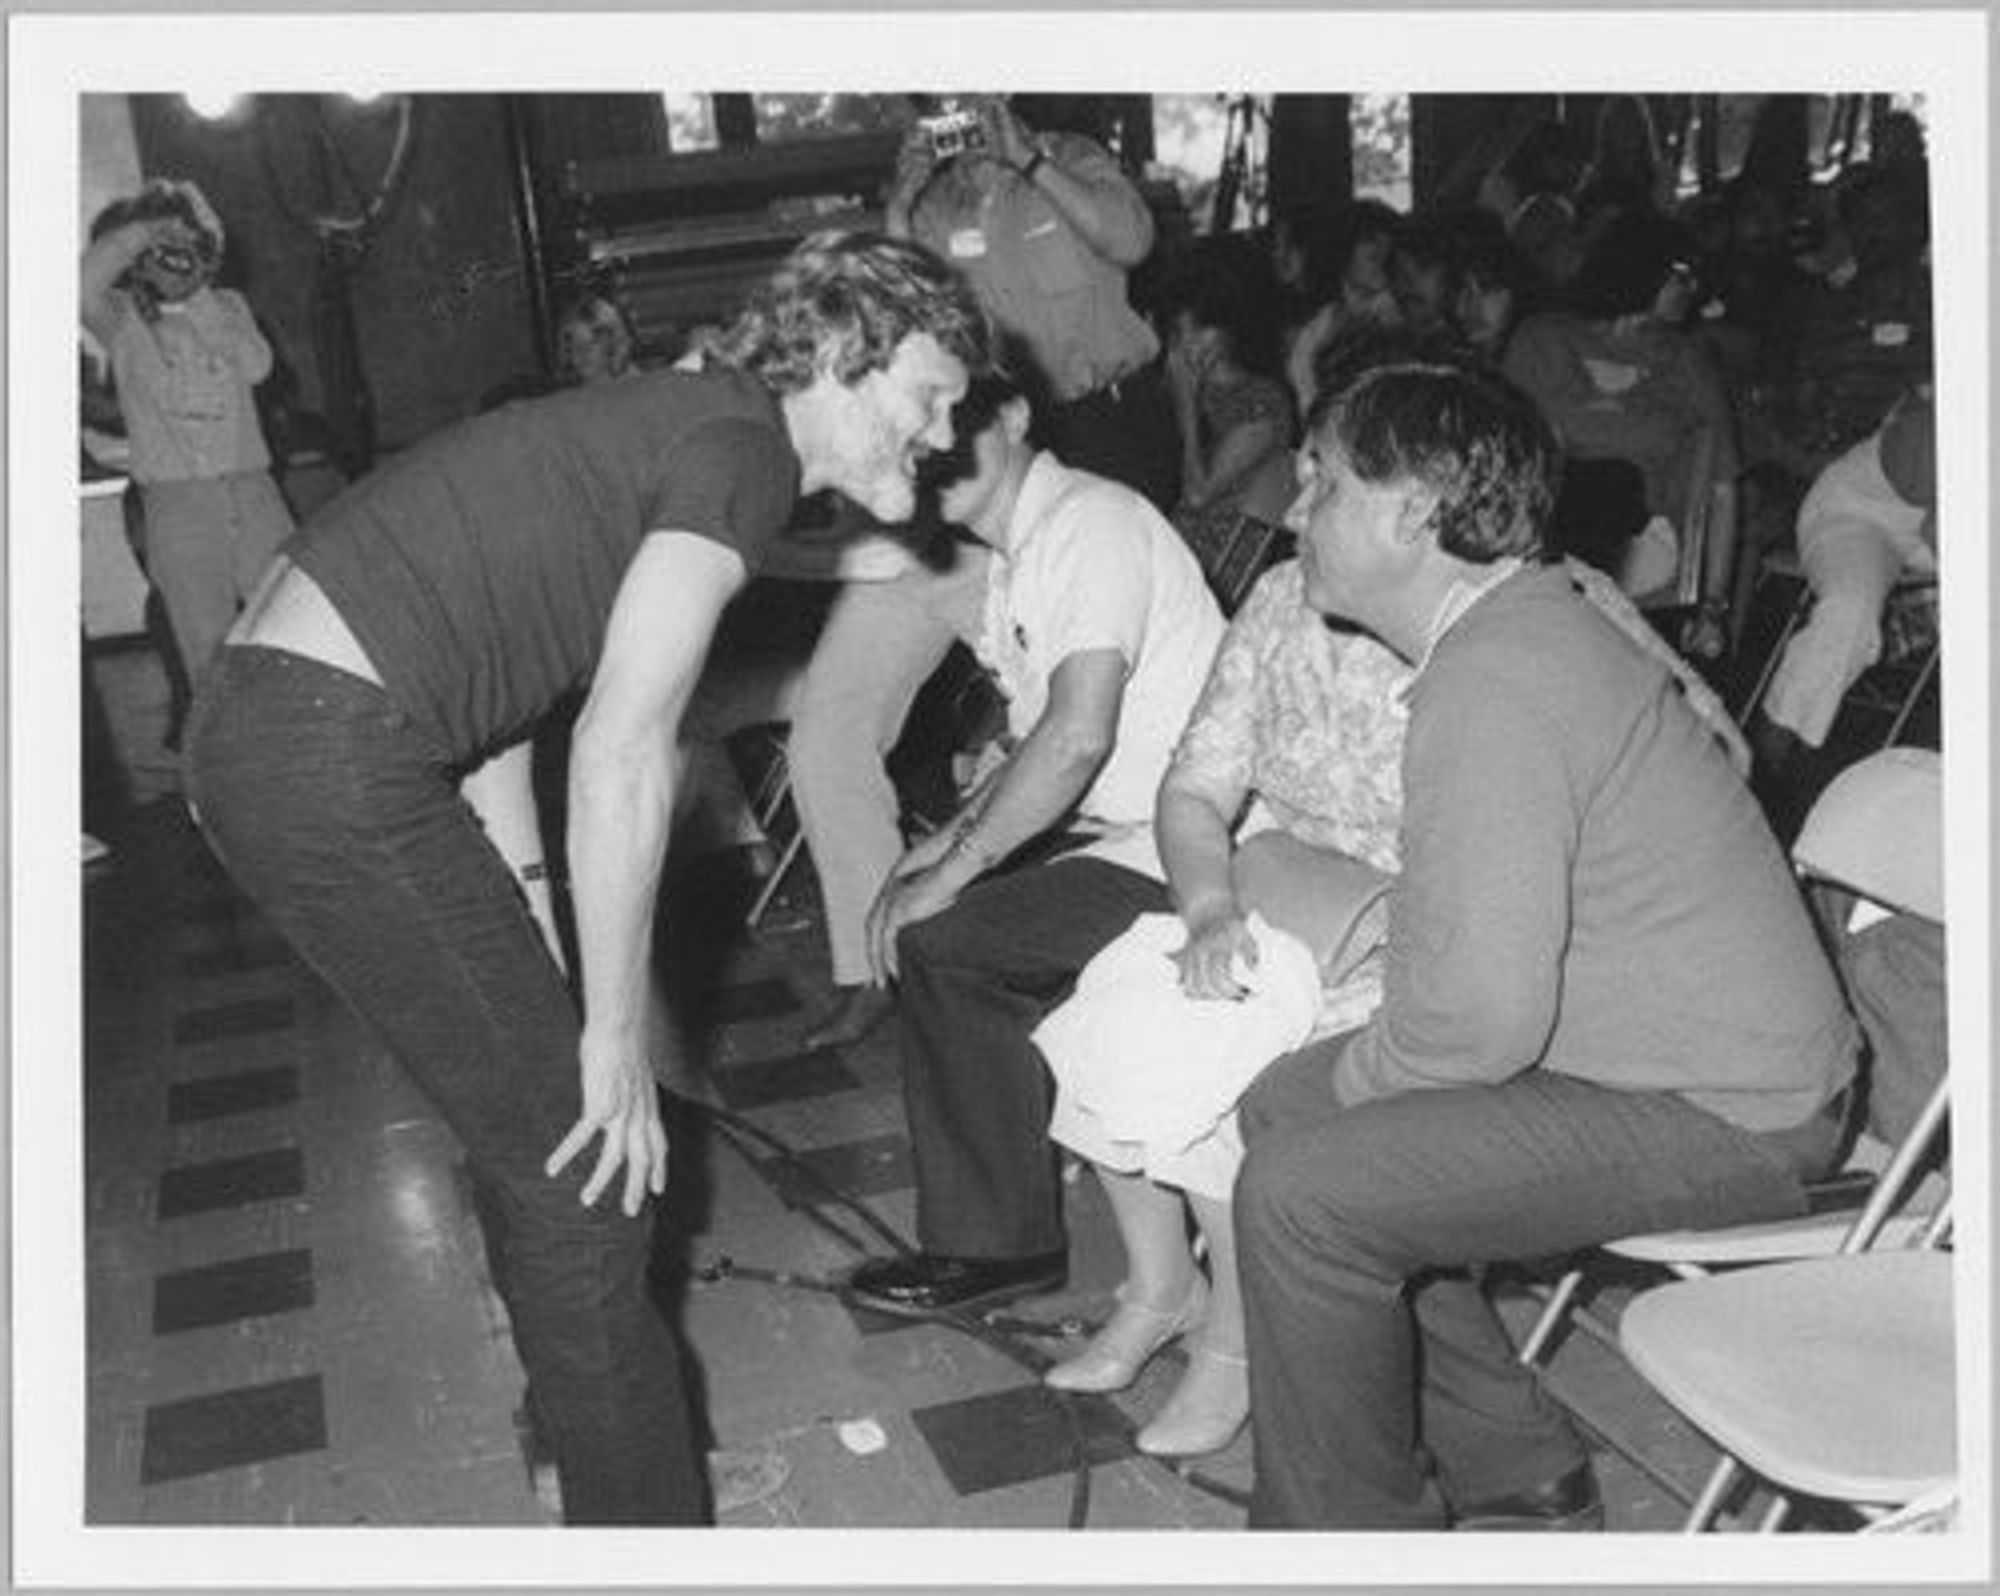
[546,1026,668,1217]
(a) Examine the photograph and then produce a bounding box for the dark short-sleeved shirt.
[289,369,800,764]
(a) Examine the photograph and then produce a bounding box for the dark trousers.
[1046,361,1182,515]
[895,855,1169,1257]
[1235,1052,1843,1529]
[184,646,706,1526]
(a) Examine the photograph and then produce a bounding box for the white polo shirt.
[975,452,1225,875]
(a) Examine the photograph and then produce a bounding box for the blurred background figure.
[80,178,294,731]
[554,292,638,387]
[1158,233,1298,567]
[887,92,1178,510]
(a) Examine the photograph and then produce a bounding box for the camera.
[920,109,986,161]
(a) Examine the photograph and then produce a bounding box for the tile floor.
[79,641,1819,1538]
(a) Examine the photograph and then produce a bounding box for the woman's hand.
[1166,334,1210,399]
[546,1024,668,1217]
[1172,899,1257,1001]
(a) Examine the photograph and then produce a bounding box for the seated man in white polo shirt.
[845,364,1226,1315]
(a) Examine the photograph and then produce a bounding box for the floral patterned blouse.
[1165,553,1747,1029]
[1169,557,1409,876]
[1168,553,1748,879]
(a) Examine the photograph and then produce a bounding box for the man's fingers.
[649,1122,670,1196]
[545,1120,592,1180]
[622,1127,648,1216]
[580,1134,620,1208]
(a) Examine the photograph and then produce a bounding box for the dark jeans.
[1235,1052,1844,1529]
[183,646,705,1525]
[895,855,1169,1258]
[1046,361,1182,515]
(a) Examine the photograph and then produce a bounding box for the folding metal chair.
[1512,749,1949,1527]
[1618,1075,1953,1531]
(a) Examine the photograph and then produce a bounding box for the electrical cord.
[684,1094,1249,1523]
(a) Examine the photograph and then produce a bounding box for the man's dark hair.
[1323,362,1560,564]
[914,334,1046,494]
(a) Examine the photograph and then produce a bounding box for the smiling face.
[1285,422,1427,630]
[819,332,968,524]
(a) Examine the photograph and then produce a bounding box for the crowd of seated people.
[98,91,1939,1532]
[803,103,1931,1531]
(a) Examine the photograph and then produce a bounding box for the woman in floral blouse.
[1039,543,1747,1459]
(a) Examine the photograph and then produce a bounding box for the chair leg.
[1735,579,1808,725]
[1516,1267,1585,1367]
[744,828,807,931]
[1755,1494,1791,1533]
[1681,1454,1741,1534]
[1880,643,1940,749]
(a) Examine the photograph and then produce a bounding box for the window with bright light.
[662,93,718,153]
[1151,94,1268,233]
[752,94,914,142]
[1351,94,1412,212]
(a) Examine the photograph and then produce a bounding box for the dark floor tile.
[157,1147,306,1219]
[139,1373,326,1484]
[166,1066,300,1125]
[173,994,297,1045]
[759,1133,912,1208]
[152,1248,315,1334]
[712,1049,860,1111]
[911,1382,1134,1496]
[180,935,293,980]
[708,978,801,1025]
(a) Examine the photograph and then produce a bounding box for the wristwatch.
[1019,145,1049,183]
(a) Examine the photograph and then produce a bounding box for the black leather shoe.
[845,1249,1067,1317]
[1453,1463,1604,1532]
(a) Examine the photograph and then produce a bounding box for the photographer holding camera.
[886,94,1178,511]
[81,180,294,710]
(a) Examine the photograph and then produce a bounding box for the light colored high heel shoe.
[1135,1344,1249,1458]
[1043,1276,1209,1394]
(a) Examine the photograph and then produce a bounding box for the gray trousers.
[1236,1052,1845,1529]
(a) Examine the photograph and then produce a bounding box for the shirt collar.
[1406,556,1527,686]
[999,450,1065,557]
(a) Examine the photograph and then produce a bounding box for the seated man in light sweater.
[1234,361,1859,1531]
[843,364,1226,1316]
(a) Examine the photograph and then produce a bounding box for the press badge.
[1872,322,1911,347]
[948,228,989,259]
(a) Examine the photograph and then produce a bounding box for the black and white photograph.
[10,6,1991,1589]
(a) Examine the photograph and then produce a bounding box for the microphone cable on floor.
[684,1093,1250,1525]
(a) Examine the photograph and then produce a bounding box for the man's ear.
[999,395,1033,443]
[1395,486,1441,545]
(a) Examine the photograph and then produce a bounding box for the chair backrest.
[1791,747,1949,1254]
[1793,747,1943,921]
[1202,514,1291,616]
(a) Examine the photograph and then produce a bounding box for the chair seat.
[1620,1250,1956,1506]
[1610,1209,1934,1268]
